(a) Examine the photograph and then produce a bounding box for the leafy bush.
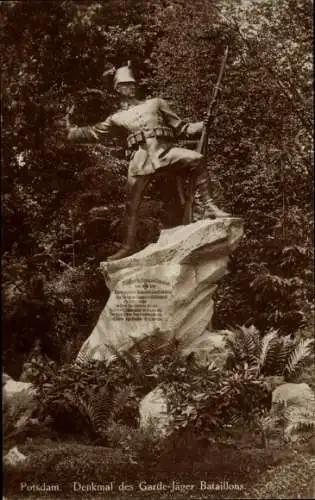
[27,357,137,440]
[163,363,271,442]
[28,332,274,449]
[27,335,180,439]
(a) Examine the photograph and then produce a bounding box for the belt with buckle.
[127,127,174,149]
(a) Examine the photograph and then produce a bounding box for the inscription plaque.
[108,278,172,322]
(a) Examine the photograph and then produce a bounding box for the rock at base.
[76,217,243,363]
[139,386,171,437]
[272,383,315,407]
[3,446,27,466]
[3,376,37,426]
[181,329,230,369]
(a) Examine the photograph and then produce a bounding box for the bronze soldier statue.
[65,62,229,261]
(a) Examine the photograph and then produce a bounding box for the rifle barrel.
[197,45,229,156]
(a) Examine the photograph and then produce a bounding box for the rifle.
[197,45,229,159]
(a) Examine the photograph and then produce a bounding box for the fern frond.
[105,342,146,382]
[105,342,136,370]
[264,338,287,375]
[285,404,315,424]
[225,324,261,368]
[284,338,314,380]
[75,344,101,365]
[77,386,113,432]
[239,324,260,365]
[128,331,175,372]
[280,390,315,441]
[276,335,293,372]
[285,420,315,438]
[75,350,91,365]
[75,396,95,425]
[111,386,134,420]
[258,330,279,374]
[225,330,246,365]
[91,388,113,431]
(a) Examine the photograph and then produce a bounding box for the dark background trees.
[2,0,313,376]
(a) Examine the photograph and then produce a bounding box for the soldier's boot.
[106,176,151,261]
[195,173,231,219]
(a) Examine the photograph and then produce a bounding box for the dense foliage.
[22,332,275,443]
[4,330,314,497]
[2,0,313,377]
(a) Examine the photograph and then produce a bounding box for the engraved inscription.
[109,278,171,321]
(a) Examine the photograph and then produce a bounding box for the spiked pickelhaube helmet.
[102,61,136,90]
[113,61,136,89]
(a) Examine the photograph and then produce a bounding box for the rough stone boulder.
[76,217,243,362]
[181,329,230,369]
[272,382,315,407]
[3,446,27,467]
[3,374,36,425]
[139,386,171,437]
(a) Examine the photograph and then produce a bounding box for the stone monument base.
[76,217,243,363]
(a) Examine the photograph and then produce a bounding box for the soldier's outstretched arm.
[66,114,115,144]
[158,98,203,138]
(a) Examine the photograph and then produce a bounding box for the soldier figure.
[65,62,229,261]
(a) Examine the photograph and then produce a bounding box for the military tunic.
[68,97,203,183]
